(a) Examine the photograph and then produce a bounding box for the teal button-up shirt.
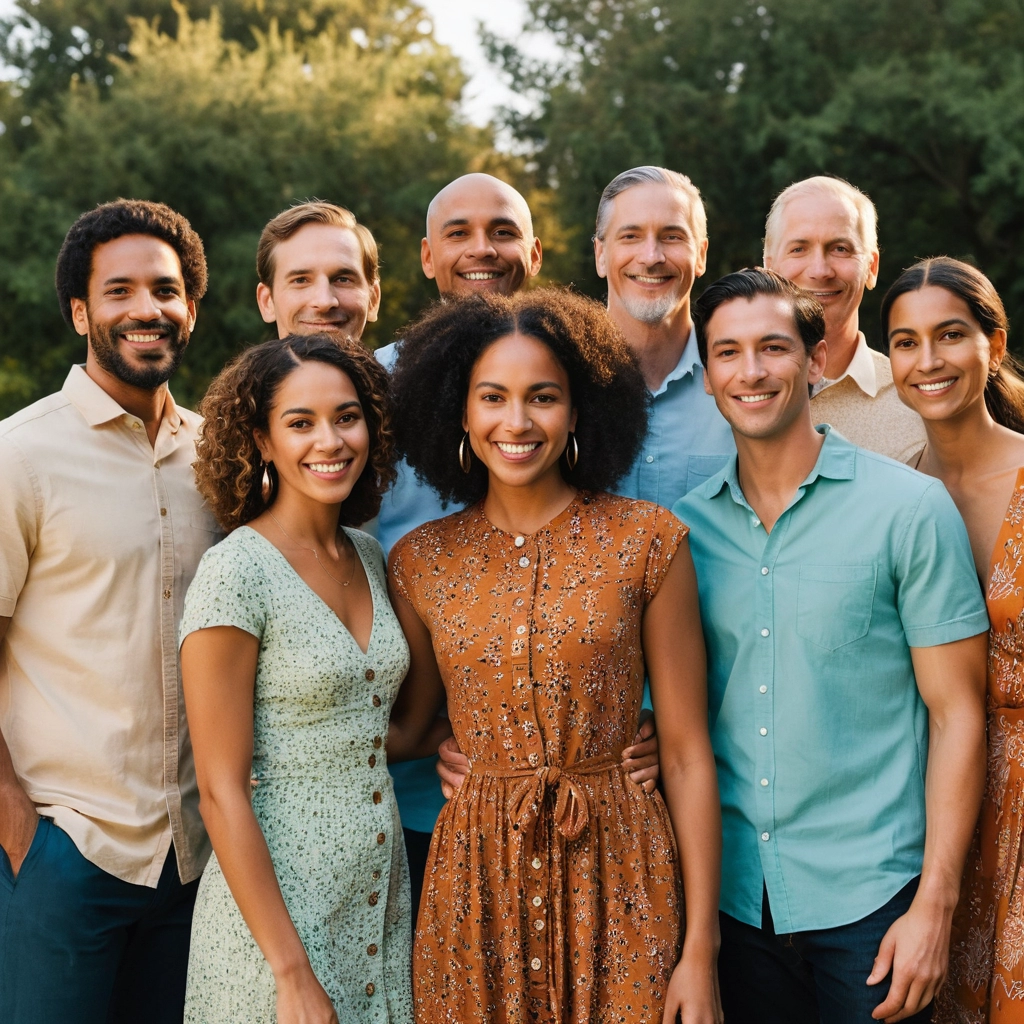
[674,427,989,932]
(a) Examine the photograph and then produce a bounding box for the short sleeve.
[0,438,40,617]
[387,535,416,607]
[643,505,690,606]
[180,533,270,645]
[895,480,990,647]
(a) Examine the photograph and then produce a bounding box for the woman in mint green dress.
[180,335,443,1024]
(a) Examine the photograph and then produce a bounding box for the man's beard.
[89,316,190,390]
[619,291,680,325]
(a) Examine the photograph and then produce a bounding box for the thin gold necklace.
[268,511,355,587]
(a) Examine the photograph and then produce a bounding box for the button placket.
[510,536,544,769]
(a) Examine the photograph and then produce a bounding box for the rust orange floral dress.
[389,491,686,1024]
[938,469,1024,1023]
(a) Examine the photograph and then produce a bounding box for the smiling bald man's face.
[421,175,542,298]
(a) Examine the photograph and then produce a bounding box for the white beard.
[619,291,679,324]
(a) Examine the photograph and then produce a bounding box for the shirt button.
[366,983,375,996]
[759,685,768,694]
[372,695,381,707]
[163,589,172,600]
[761,832,770,841]
[368,754,376,768]
[761,566,769,575]
[514,536,525,547]
[532,895,543,907]
[365,669,375,681]
[760,778,769,786]
[516,625,527,635]
[531,857,542,870]
[752,517,761,526]
[373,736,382,749]
[531,957,542,971]
[372,791,382,804]
[160,507,167,516]
[368,891,379,905]
[645,455,655,464]
[760,727,768,736]
[367,944,378,955]
[376,832,386,845]
[519,556,530,568]
[534,919,545,931]
[760,628,770,637]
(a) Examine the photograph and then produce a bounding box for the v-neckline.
[985,467,1024,591]
[242,525,377,656]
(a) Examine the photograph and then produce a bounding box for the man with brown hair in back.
[256,201,381,342]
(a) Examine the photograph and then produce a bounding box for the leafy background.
[1,0,1022,415]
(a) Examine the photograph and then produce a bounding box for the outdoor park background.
[0,0,1022,417]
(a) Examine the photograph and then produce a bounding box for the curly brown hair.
[195,334,396,531]
[390,288,649,507]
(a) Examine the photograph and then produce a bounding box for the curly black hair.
[195,334,396,531]
[390,288,649,507]
[55,199,208,327]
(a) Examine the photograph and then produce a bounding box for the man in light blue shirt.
[674,268,988,1023]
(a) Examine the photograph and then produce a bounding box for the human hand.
[868,894,952,1021]
[662,946,723,1024]
[622,712,660,794]
[0,782,39,878]
[275,965,339,1024]
[436,734,471,800]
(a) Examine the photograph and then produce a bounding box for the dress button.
[515,598,524,607]
[759,685,767,694]
[761,566,769,575]
[760,628,770,637]
[373,791,382,804]
[368,754,376,768]
[759,727,767,736]
[534,919,545,931]
[516,625,527,635]
[163,589,172,600]
[760,778,769,787]
[369,891,380,905]
[367,944,378,956]
[531,957,542,971]
[365,669,375,681]
[528,752,540,767]
[531,857,542,870]
[761,832,770,841]
[519,556,530,568]
[372,695,381,707]
[532,895,543,907]
[376,832,386,844]
[514,536,525,547]
[366,983,375,996]
[373,736,382,749]
[372,870,381,880]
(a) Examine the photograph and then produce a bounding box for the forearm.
[0,727,36,846]
[200,786,310,978]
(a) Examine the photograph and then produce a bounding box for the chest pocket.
[796,564,877,651]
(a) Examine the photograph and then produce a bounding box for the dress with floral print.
[938,469,1024,1023]
[390,492,686,1024]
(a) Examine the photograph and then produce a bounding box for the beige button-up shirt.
[810,333,927,464]
[0,366,219,886]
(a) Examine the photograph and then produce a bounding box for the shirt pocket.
[796,564,877,651]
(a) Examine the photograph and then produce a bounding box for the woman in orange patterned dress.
[385,289,723,1024]
[886,258,1024,1022]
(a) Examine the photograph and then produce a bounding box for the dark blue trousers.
[718,878,933,1024]
[0,817,199,1024]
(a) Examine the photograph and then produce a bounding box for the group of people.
[0,163,1020,1024]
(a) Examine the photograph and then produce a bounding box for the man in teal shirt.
[674,268,989,1023]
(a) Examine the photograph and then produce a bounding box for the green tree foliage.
[494,0,1024,344]
[0,3,487,414]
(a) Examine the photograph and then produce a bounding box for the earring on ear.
[564,433,579,472]
[261,461,275,500]
[458,434,472,474]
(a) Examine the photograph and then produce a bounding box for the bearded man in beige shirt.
[0,199,217,1023]
[765,175,927,463]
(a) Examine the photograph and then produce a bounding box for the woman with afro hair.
[385,288,723,1024]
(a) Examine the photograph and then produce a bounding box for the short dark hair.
[390,288,650,507]
[55,199,208,327]
[194,334,396,531]
[693,267,825,366]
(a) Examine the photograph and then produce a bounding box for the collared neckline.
[651,325,701,398]
[812,333,879,399]
[62,364,183,434]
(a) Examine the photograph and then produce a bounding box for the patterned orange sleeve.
[642,505,689,606]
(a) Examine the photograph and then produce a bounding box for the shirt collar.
[813,332,879,398]
[62,364,183,433]
[652,325,702,397]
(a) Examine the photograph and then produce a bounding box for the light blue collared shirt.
[674,427,989,932]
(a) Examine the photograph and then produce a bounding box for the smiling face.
[888,285,1006,424]
[422,175,542,297]
[256,223,380,341]
[594,181,708,328]
[765,192,878,341]
[254,359,370,510]
[703,293,826,441]
[71,234,195,391]
[462,332,577,492]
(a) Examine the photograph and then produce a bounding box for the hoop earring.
[261,461,276,501]
[458,434,472,474]
[564,433,579,472]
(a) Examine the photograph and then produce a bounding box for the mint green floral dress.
[181,526,412,1024]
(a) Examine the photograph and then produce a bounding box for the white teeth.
[496,442,541,454]
[738,393,778,403]
[630,275,670,284]
[124,333,163,342]
[917,379,955,392]
[307,461,349,473]
[462,272,501,280]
